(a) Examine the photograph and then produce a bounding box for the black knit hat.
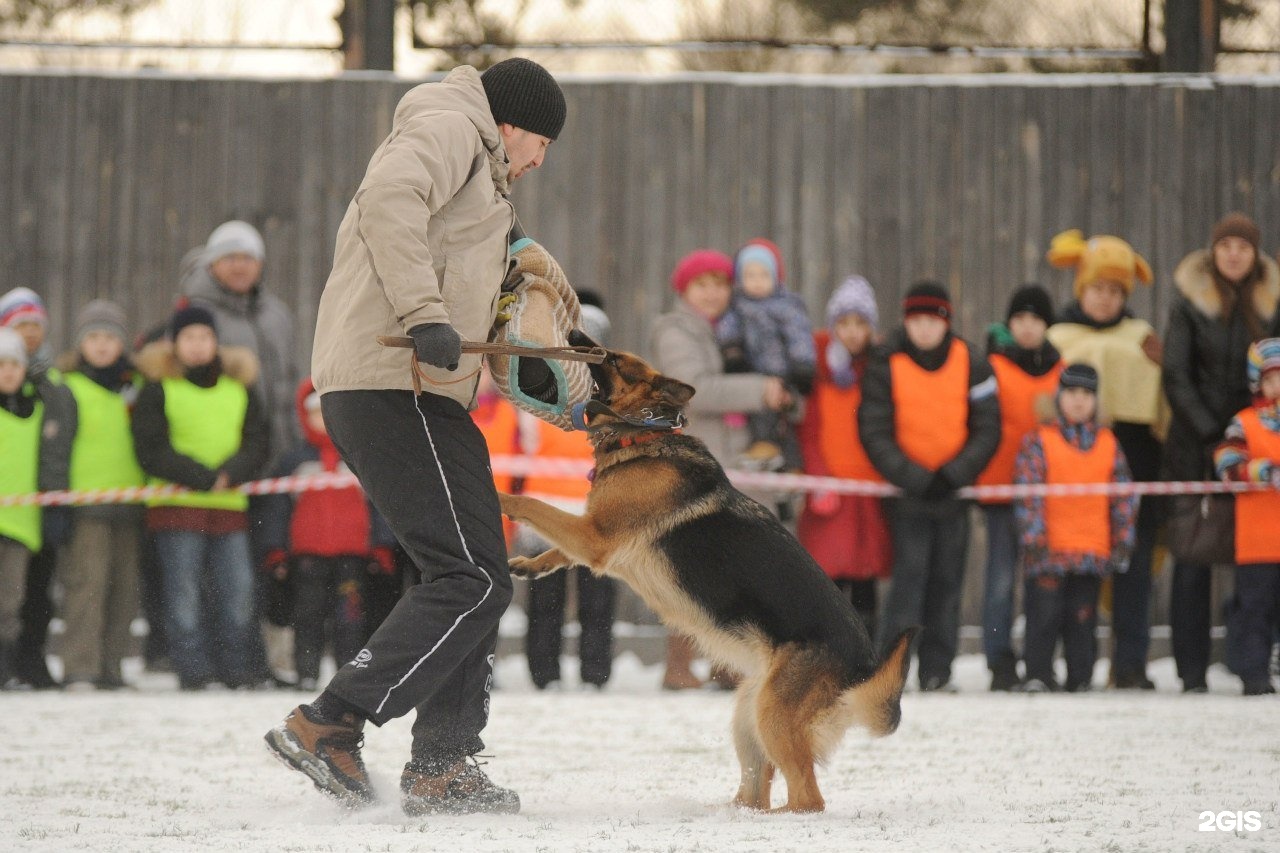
[1059,362,1099,393]
[1005,284,1054,326]
[902,280,953,322]
[481,58,567,141]
[170,305,217,340]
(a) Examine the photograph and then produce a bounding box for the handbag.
[1166,493,1235,565]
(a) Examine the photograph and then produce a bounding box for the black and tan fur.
[499,337,916,813]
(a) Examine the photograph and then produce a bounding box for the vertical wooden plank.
[864,85,901,309]
[797,85,835,313]
[897,85,930,306]
[990,84,1023,318]
[1120,81,1159,325]
[1020,86,1047,286]
[0,77,21,275]
[828,86,867,286]
[1252,82,1280,241]
[36,75,78,349]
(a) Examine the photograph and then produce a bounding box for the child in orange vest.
[976,285,1063,691]
[859,281,1001,691]
[1013,364,1137,693]
[797,276,891,638]
[1213,338,1280,696]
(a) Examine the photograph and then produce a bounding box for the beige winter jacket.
[649,299,771,464]
[312,66,515,408]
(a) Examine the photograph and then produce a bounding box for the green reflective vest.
[0,396,44,551]
[148,375,248,512]
[64,372,145,495]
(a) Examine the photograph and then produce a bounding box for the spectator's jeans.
[1226,563,1280,684]
[154,529,256,688]
[876,499,969,687]
[1170,560,1213,688]
[981,503,1019,666]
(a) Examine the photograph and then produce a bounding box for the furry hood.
[134,340,259,386]
[1173,249,1280,321]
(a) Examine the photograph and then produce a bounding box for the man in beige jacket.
[266,58,565,816]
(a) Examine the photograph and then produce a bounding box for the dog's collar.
[587,429,681,482]
[570,399,686,433]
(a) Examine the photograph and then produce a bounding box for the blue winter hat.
[734,244,778,292]
[825,275,879,332]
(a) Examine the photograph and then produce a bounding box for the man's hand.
[409,323,462,371]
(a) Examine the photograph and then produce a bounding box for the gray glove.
[408,323,461,371]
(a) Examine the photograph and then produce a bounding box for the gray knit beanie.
[205,220,265,263]
[75,299,129,344]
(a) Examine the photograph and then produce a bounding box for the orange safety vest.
[1040,425,1117,558]
[976,356,1063,501]
[471,396,520,494]
[1235,409,1280,565]
[522,419,594,502]
[890,338,969,472]
[812,373,884,484]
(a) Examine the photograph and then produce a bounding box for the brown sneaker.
[264,704,373,805]
[401,757,520,816]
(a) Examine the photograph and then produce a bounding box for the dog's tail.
[841,627,919,738]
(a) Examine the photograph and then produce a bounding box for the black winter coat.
[858,329,1001,509]
[1162,250,1280,481]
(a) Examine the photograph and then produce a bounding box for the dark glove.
[921,471,956,501]
[517,357,557,404]
[408,322,462,371]
[788,367,815,398]
[41,506,73,548]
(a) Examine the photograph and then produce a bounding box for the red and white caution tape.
[1,456,1275,507]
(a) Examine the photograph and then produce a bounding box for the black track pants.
[320,390,513,763]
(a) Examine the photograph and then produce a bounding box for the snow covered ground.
[2,653,1276,853]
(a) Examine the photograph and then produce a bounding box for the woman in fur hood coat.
[1162,212,1280,693]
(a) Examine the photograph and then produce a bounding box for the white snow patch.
[2,654,1276,852]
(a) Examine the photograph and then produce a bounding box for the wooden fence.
[3,70,1279,364]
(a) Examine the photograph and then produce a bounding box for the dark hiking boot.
[265,704,373,806]
[401,757,520,816]
[988,654,1022,692]
[1111,668,1156,691]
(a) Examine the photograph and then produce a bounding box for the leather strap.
[377,335,606,364]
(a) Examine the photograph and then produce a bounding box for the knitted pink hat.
[671,250,734,294]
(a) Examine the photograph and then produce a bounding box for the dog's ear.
[568,328,600,350]
[657,377,695,407]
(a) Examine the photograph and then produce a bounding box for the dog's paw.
[508,555,537,578]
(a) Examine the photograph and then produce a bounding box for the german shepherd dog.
[498,336,917,813]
